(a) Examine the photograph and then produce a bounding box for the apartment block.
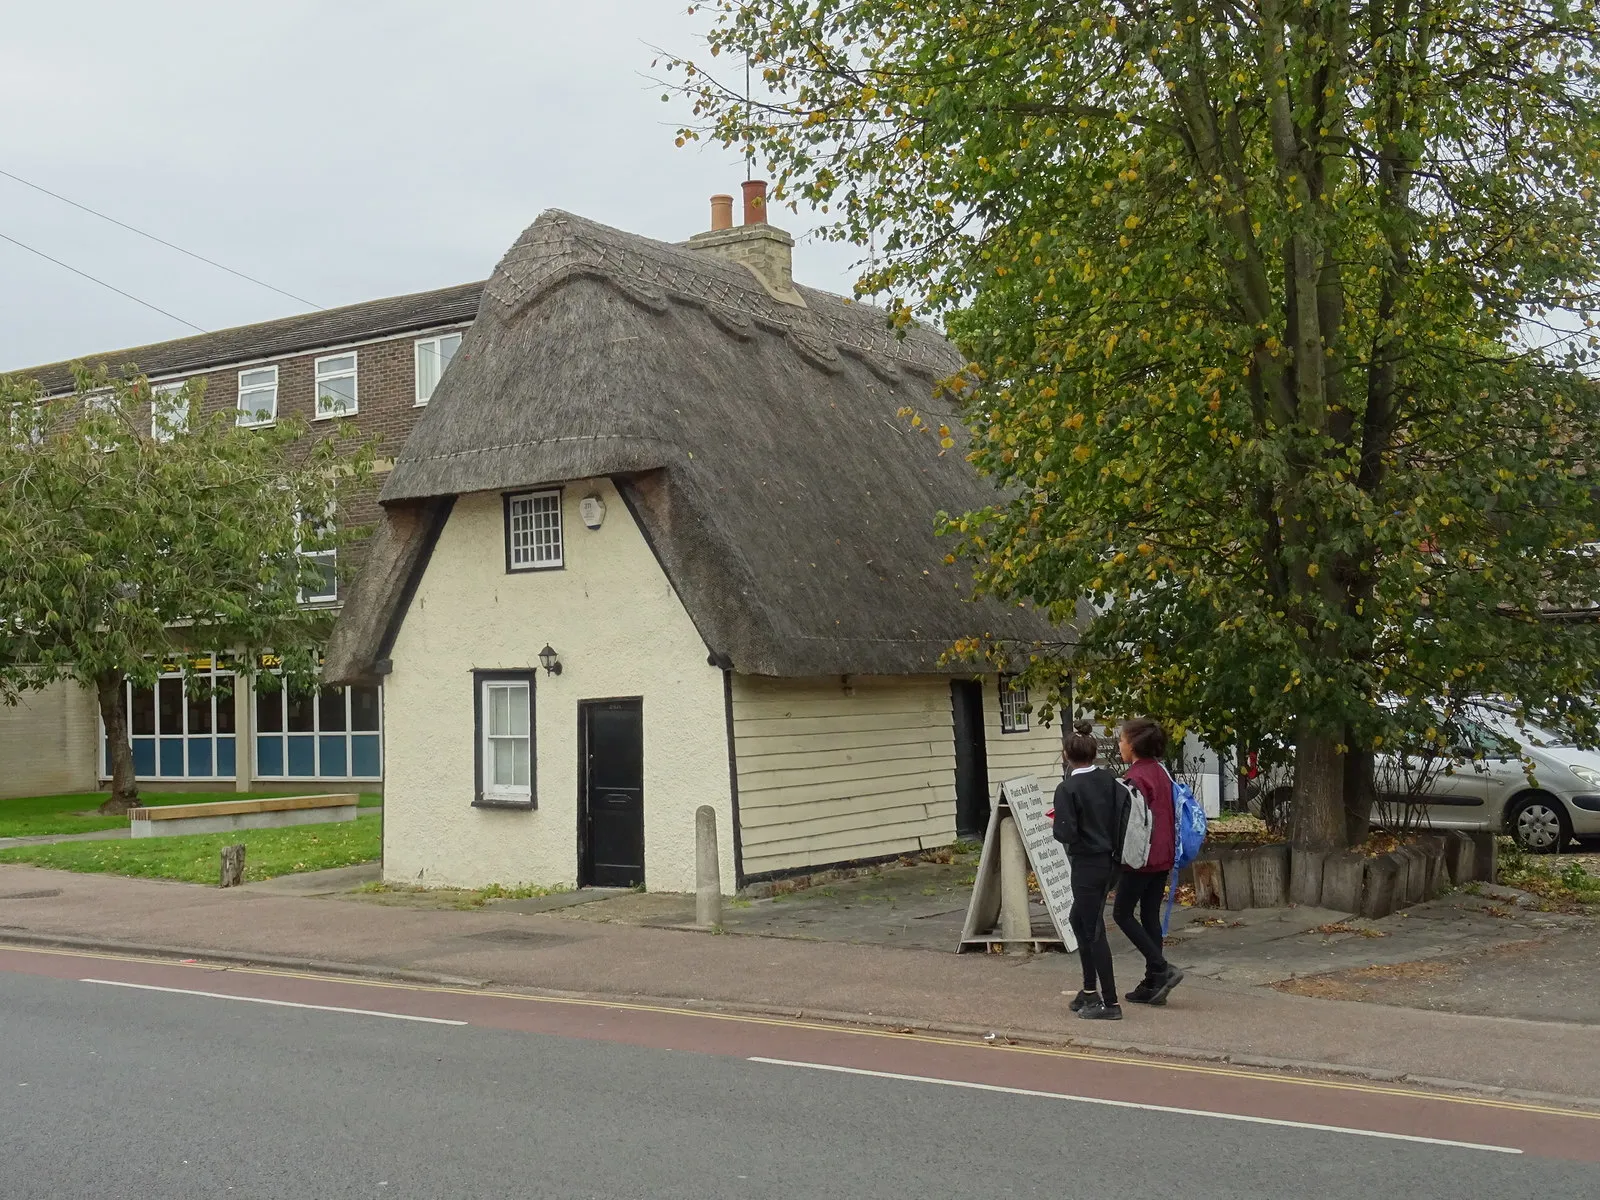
[1,281,483,797]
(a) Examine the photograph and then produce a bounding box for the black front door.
[579,699,645,888]
[951,680,990,836]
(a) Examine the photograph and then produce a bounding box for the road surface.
[0,944,1595,1198]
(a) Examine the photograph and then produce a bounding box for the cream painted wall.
[731,674,959,877]
[0,679,101,799]
[381,479,736,893]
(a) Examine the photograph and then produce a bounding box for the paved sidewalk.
[509,851,1596,1028]
[1,862,1596,1103]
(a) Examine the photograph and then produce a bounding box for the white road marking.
[79,979,467,1025]
[749,1058,1522,1155]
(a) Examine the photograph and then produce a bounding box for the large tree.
[670,1,1600,849]
[1,368,374,813]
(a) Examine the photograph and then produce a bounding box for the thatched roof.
[11,283,484,394]
[325,210,1055,682]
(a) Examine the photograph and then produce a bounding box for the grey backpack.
[1118,777,1154,870]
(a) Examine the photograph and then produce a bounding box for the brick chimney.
[682,181,806,308]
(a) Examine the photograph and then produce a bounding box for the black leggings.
[1067,854,1117,1001]
[1113,869,1170,981]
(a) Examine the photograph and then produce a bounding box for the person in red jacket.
[1115,717,1185,1006]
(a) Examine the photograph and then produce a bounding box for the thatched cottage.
[325,188,1062,893]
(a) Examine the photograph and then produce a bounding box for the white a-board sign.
[957,775,1077,953]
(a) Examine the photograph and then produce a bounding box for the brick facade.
[134,325,470,601]
[157,329,453,459]
[4,284,482,790]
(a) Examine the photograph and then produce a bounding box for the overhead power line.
[0,229,207,335]
[0,166,324,310]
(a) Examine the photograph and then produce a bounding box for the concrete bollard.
[1416,836,1447,898]
[1221,850,1255,911]
[1466,830,1498,883]
[1289,847,1327,907]
[1249,844,1290,908]
[1399,845,1427,905]
[1320,851,1366,915]
[1191,858,1226,908]
[1442,830,1477,885]
[1360,853,1402,919]
[694,805,721,928]
[998,815,1032,949]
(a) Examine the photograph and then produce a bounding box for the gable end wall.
[381,480,735,892]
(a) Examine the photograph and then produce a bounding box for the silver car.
[1258,712,1600,852]
[1402,711,1600,852]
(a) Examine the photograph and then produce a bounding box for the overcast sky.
[0,1,863,372]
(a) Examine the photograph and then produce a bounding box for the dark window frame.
[502,488,565,574]
[473,668,538,810]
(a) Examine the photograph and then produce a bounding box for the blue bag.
[1162,772,1208,935]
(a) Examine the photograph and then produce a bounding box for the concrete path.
[0,806,382,849]
[0,861,1596,1103]
[0,828,132,848]
[237,862,382,896]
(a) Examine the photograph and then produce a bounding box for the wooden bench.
[128,794,360,839]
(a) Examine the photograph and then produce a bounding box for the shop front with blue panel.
[102,654,382,785]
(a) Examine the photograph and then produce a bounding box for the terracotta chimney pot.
[681,180,805,308]
[742,179,768,226]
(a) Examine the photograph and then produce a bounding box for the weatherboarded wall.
[731,674,957,877]
[982,687,1067,793]
[0,680,101,800]
[380,479,734,893]
[730,674,1065,878]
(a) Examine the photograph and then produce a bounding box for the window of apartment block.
[255,681,382,779]
[999,674,1030,734]
[302,548,337,603]
[414,331,463,405]
[297,505,338,604]
[151,382,186,442]
[237,366,279,426]
[101,656,239,780]
[314,353,358,419]
[83,391,117,451]
[503,489,563,572]
[9,401,45,448]
[474,671,535,807]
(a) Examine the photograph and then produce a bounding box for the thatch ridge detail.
[325,208,1054,685]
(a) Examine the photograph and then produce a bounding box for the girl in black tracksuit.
[1052,721,1122,1020]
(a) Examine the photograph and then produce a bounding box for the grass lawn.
[0,811,381,884]
[0,789,381,839]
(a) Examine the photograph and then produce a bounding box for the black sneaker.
[1068,990,1097,1013]
[1147,967,1186,1006]
[1125,980,1159,1004]
[1079,1001,1123,1021]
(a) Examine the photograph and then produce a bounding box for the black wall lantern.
[538,644,563,676]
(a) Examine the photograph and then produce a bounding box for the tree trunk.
[95,671,141,815]
[219,843,247,888]
[1290,721,1345,851]
[1342,743,1377,848]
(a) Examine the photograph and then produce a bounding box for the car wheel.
[1508,793,1571,854]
